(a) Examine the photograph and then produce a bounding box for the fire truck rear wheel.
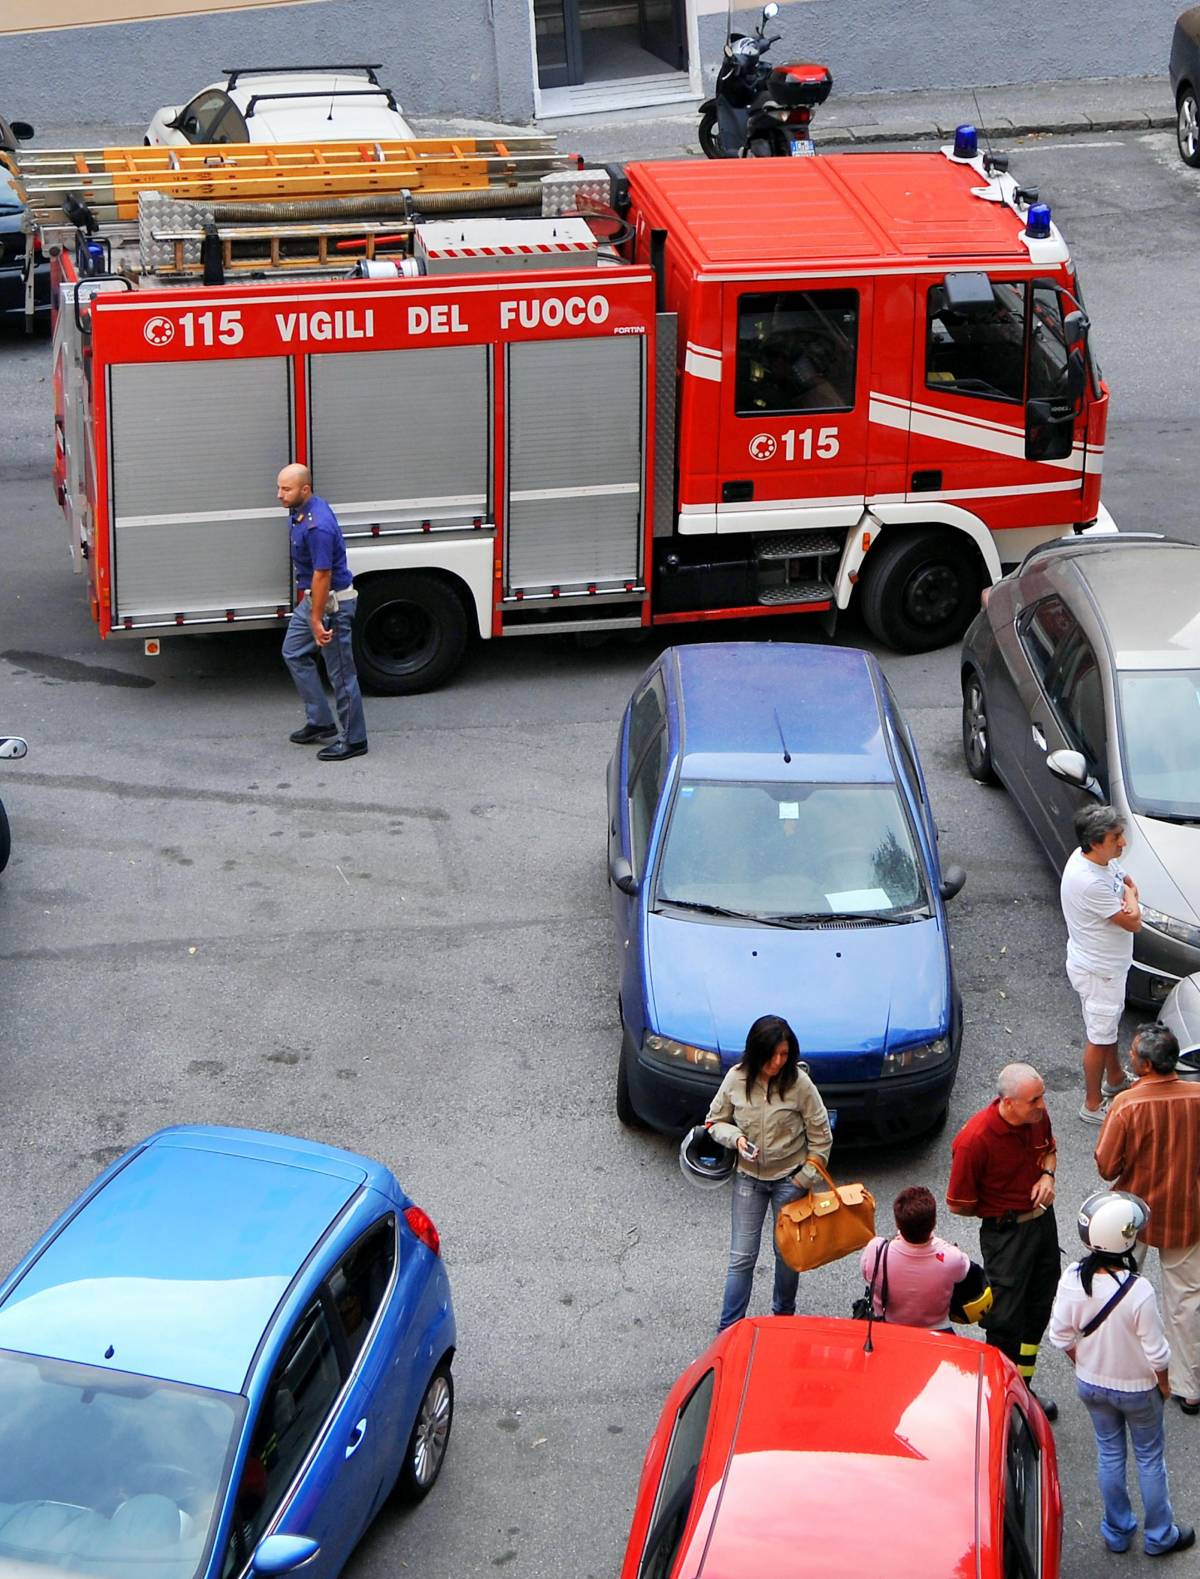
[353,574,470,695]
[860,530,983,654]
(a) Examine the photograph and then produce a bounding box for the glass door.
[534,0,583,88]
[638,0,687,69]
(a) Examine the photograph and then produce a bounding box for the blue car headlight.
[881,1035,951,1078]
[1140,906,1200,951]
[643,1034,723,1076]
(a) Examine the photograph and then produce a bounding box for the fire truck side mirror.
[1066,348,1087,407]
[941,270,995,319]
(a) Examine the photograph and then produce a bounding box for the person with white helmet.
[1049,1191,1194,1557]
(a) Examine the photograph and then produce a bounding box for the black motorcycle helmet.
[679,1125,735,1190]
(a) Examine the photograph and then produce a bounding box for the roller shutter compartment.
[108,358,292,621]
[308,345,490,531]
[505,336,644,594]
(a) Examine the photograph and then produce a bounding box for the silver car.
[960,534,1200,1007]
[1160,971,1200,1075]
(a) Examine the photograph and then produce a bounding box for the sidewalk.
[35,73,1172,161]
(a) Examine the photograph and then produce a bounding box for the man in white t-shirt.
[1060,804,1141,1125]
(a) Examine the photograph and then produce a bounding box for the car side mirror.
[11,120,34,141]
[0,737,28,760]
[609,854,639,896]
[939,864,966,902]
[252,1537,320,1576]
[1046,748,1102,797]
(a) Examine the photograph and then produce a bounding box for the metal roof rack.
[243,87,397,118]
[224,64,382,89]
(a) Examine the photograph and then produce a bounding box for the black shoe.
[1149,1525,1195,1557]
[316,739,368,762]
[1175,1396,1200,1416]
[1030,1390,1058,1423]
[290,723,337,745]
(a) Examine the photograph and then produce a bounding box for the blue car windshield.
[1117,669,1200,821]
[0,1348,244,1579]
[656,780,928,916]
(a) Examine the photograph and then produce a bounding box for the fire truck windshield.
[655,781,929,921]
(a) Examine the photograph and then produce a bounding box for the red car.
[621,1316,1061,1579]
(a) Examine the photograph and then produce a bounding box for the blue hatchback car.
[0,1126,455,1579]
[607,643,966,1140]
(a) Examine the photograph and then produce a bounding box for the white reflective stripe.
[115,506,278,528]
[509,482,639,502]
[96,273,655,313]
[906,479,1084,501]
[719,493,864,512]
[869,396,1089,473]
[684,342,722,382]
[332,494,486,513]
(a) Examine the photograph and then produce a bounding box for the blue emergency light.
[1025,203,1052,239]
[952,124,978,160]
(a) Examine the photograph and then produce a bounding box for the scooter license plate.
[790,140,815,157]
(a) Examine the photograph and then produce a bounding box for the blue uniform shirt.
[289,495,353,593]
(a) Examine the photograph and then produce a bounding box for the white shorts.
[1066,960,1126,1044]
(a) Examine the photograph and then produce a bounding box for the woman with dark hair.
[706,1013,832,1330]
[859,1185,970,1330]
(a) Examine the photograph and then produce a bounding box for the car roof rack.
[1017,531,1193,574]
[241,86,397,118]
[223,64,382,90]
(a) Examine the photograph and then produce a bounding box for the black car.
[1170,8,1200,166]
[0,124,49,329]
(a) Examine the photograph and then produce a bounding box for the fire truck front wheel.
[860,530,984,654]
[353,573,471,695]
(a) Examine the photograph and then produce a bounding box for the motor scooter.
[0,736,29,875]
[698,2,832,159]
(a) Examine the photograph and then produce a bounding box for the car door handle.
[1031,723,1047,751]
[345,1419,368,1459]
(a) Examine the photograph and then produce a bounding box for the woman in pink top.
[860,1186,970,1330]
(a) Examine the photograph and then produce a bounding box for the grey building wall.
[700,1,1181,96]
[0,0,1182,130]
[0,0,533,130]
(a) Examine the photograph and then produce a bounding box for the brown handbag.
[774,1158,877,1273]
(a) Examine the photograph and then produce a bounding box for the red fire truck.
[49,134,1108,692]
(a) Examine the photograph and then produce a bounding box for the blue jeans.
[282,596,367,744]
[1077,1381,1180,1554]
[718,1171,805,1331]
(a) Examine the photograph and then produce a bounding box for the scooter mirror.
[762,3,779,17]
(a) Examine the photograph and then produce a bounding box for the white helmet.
[1077,1190,1150,1254]
[679,1125,735,1190]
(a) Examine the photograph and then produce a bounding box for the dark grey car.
[1172,7,1200,166]
[959,534,1200,1007]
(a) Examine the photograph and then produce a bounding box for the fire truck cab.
[48,132,1107,692]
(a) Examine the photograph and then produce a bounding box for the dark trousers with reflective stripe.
[979,1210,1060,1382]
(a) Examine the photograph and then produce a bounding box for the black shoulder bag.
[851,1238,890,1322]
[1080,1271,1140,1337]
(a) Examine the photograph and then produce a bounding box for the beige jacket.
[705,1064,833,1184]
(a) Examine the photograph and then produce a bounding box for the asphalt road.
[1,128,1198,1576]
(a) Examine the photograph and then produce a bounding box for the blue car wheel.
[396,1363,453,1503]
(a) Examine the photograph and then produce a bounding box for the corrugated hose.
[206,182,542,223]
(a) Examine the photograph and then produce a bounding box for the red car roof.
[626,154,1027,273]
[677,1317,1003,1579]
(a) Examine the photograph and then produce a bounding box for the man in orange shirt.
[1096,1023,1200,1415]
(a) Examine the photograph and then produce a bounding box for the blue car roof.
[0,1127,376,1394]
[670,644,893,783]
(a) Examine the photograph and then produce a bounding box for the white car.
[145,65,416,146]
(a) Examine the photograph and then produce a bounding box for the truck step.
[757,581,833,606]
[755,532,842,559]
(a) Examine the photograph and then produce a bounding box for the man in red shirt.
[948,1063,1059,1418]
[1096,1022,1200,1414]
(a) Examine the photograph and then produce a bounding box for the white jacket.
[1048,1262,1170,1392]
